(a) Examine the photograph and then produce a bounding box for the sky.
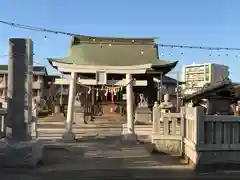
[0,0,240,81]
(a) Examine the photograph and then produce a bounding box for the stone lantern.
[159,93,173,113]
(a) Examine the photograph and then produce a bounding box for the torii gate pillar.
[62,71,77,141]
[121,73,137,144]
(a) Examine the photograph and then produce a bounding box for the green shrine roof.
[48,35,178,74]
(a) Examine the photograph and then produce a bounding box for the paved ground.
[0,114,240,179]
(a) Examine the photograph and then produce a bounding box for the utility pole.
[60,74,63,106]
[159,72,163,103]
[176,71,179,112]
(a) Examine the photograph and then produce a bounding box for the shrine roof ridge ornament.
[71,35,159,46]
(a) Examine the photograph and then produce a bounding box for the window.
[0,74,4,81]
[33,89,38,97]
[205,66,209,73]
[186,82,192,86]
[38,76,43,82]
[0,89,3,96]
[33,75,38,82]
[38,89,41,96]
[205,74,209,81]
[194,82,203,87]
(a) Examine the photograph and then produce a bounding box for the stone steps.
[36,114,125,139]
[36,131,122,138]
[36,123,123,139]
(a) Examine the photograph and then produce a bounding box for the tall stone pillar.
[0,38,42,167]
[62,71,77,141]
[6,39,29,140]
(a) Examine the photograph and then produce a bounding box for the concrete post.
[62,71,77,141]
[91,88,95,116]
[152,101,160,135]
[0,38,42,167]
[31,99,38,138]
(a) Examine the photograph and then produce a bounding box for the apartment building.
[182,63,229,95]
[0,65,47,103]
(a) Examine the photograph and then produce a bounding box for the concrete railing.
[184,106,240,170]
[152,105,185,155]
[0,108,7,138]
[152,104,240,171]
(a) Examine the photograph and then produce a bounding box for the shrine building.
[48,35,177,138]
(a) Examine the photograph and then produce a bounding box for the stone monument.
[138,93,149,108]
[0,38,43,167]
[73,92,87,125]
[135,93,152,124]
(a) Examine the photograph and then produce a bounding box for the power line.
[1,20,240,51]
[157,44,240,51]
[0,20,75,36]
